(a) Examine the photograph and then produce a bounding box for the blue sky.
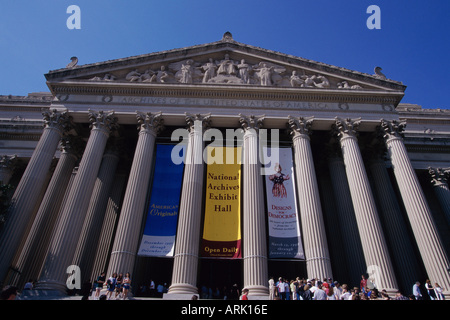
[0,0,449,109]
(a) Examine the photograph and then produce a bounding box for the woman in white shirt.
[434,283,445,300]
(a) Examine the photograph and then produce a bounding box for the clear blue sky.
[1,0,449,109]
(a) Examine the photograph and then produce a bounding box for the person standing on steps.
[122,272,131,300]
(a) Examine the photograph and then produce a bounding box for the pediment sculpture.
[87,54,365,90]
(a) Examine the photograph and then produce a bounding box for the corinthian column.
[380,119,450,297]
[0,109,72,282]
[73,141,121,284]
[37,110,118,292]
[9,136,82,288]
[327,147,366,286]
[107,112,163,279]
[428,167,450,226]
[240,114,268,298]
[288,116,332,280]
[367,143,422,292]
[167,113,210,299]
[333,117,398,293]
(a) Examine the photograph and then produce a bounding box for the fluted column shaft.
[334,118,398,292]
[168,114,209,297]
[429,167,450,226]
[369,155,422,292]
[107,112,162,278]
[380,119,450,297]
[90,172,127,282]
[240,114,268,297]
[288,116,332,280]
[74,146,120,283]
[327,154,367,286]
[10,137,80,288]
[0,110,72,282]
[38,110,117,291]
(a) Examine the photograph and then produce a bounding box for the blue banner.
[138,144,185,257]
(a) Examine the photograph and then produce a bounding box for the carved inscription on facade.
[115,96,331,110]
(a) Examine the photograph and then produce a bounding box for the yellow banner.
[201,146,242,258]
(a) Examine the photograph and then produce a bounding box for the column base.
[164,293,199,300]
[27,279,68,299]
[167,283,198,296]
[246,285,269,298]
[383,288,400,297]
[247,294,270,300]
[18,289,68,300]
[33,279,68,294]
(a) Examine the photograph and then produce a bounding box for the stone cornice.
[48,80,404,105]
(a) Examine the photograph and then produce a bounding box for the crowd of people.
[1,272,447,301]
[84,271,135,300]
[268,275,447,301]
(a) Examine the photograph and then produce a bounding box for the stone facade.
[0,33,449,299]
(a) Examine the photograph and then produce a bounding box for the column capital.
[60,135,84,159]
[332,117,361,140]
[185,113,211,132]
[239,114,265,131]
[42,109,73,134]
[88,109,119,134]
[428,167,450,186]
[288,116,314,138]
[379,119,406,142]
[136,111,164,135]
[0,154,18,170]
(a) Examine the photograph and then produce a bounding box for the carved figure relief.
[156,66,170,83]
[238,59,251,84]
[84,53,372,91]
[90,73,116,81]
[337,81,363,90]
[217,54,237,76]
[201,58,217,83]
[290,71,303,87]
[253,62,284,86]
[169,59,203,84]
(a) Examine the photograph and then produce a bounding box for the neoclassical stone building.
[0,33,449,299]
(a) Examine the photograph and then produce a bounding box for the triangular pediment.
[45,32,406,94]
